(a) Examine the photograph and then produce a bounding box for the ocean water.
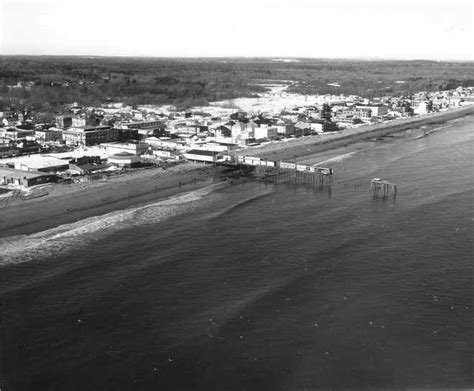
[1,118,472,390]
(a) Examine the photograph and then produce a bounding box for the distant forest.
[1,56,473,114]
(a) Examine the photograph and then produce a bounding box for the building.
[0,139,19,157]
[254,126,278,140]
[183,149,223,163]
[62,126,119,146]
[100,141,148,157]
[364,105,388,117]
[55,114,73,129]
[200,142,238,152]
[0,167,57,187]
[13,155,69,173]
[108,152,141,168]
[144,137,188,151]
[275,122,295,136]
[0,127,35,140]
[35,128,63,143]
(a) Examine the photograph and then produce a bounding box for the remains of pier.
[371,178,397,200]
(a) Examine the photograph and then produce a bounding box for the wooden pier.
[371,178,397,200]
[246,158,333,189]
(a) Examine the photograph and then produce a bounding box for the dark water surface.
[1,118,472,390]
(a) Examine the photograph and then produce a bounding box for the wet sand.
[0,162,224,238]
[243,105,474,161]
[1,105,473,238]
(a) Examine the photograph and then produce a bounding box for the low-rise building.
[254,126,278,140]
[108,152,141,168]
[0,167,57,187]
[184,149,223,163]
[13,155,69,173]
[100,141,148,157]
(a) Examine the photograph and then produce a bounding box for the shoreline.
[1,106,473,239]
[242,105,474,161]
[0,163,226,238]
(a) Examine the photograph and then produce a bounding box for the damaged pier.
[371,178,397,200]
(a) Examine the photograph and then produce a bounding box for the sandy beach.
[0,162,225,238]
[242,104,474,161]
[1,105,473,238]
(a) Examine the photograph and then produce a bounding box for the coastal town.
[1,83,473,194]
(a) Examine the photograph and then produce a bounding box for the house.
[0,167,57,187]
[275,121,295,136]
[294,122,313,136]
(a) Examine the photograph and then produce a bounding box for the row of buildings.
[1,86,473,188]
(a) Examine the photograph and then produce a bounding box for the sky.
[0,0,472,60]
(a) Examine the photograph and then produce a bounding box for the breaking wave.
[313,151,360,166]
[0,182,228,266]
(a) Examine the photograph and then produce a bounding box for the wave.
[312,151,360,166]
[207,187,275,220]
[0,182,229,266]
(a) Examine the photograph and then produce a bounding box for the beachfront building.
[275,121,295,136]
[0,167,57,187]
[183,149,224,163]
[254,126,278,140]
[363,104,388,117]
[108,152,141,168]
[12,155,69,173]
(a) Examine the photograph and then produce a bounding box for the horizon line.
[1,54,473,63]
